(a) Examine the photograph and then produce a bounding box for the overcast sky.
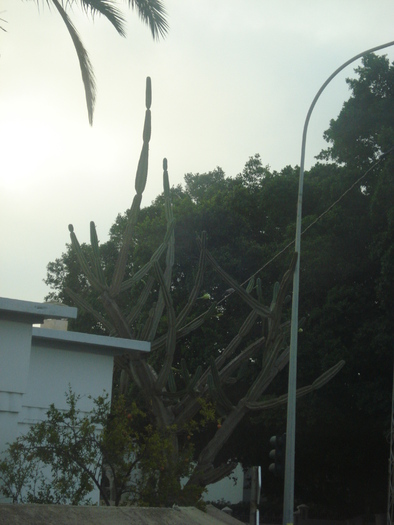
[1,0,394,304]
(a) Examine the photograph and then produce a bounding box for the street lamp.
[283,39,394,525]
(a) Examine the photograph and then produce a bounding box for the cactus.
[66,77,345,494]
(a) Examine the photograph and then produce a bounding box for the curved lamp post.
[283,39,394,525]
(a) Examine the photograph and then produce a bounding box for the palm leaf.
[128,0,169,39]
[50,0,96,124]
[75,0,126,36]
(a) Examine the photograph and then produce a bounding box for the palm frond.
[0,13,7,32]
[129,0,168,40]
[72,0,127,36]
[51,0,96,124]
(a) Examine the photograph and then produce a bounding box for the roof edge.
[0,297,77,322]
[32,327,150,355]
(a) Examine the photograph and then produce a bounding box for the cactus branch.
[245,360,346,410]
[89,221,107,286]
[68,224,104,291]
[111,77,152,295]
[119,219,175,293]
[205,249,273,318]
[153,261,177,391]
[64,287,115,333]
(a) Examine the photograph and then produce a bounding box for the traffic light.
[268,433,286,477]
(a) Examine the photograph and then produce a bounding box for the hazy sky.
[1,0,394,303]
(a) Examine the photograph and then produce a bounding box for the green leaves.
[0,389,199,507]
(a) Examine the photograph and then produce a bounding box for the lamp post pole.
[282,39,394,525]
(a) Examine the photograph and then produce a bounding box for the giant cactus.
[66,77,345,497]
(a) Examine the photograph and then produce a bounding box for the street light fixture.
[283,39,394,525]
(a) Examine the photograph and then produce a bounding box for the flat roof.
[32,327,150,356]
[0,297,77,323]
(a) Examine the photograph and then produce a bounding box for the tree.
[0,389,202,506]
[319,53,394,170]
[27,0,168,123]
[43,77,344,504]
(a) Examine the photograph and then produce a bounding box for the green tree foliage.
[319,54,394,169]
[279,54,393,519]
[0,389,202,506]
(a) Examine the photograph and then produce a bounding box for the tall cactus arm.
[110,77,152,296]
[153,262,177,391]
[266,253,297,338]
[189,462,238,487]
[188,400,249,487]
[151,301,217,353]
[65,287,115,333]
[146,226,217,345]
[68,224,105,291]
[126,275,155,327]
[167,369,177,394]
[163,158,172,224]
[172,335,259,426]
[90,221,107,287]
[150,230,209,353]
[162,364,203,402]
[215,336,266,387]
[100,291,134,338]
[207,357,235,413]
[214,309,259,369]
[162,160,175,275]
[146,161,176,342]
[193,310,259,393]
[244,360,346,410]
[207,374,234,415]
[172,231,208,330]
[252,346,290,397]
[180,359,203,394]
[205,249,273,318]
[256,277,263,303]
[140,303,157,342]
[119,219,175,293]
[171,310,261,425]
[246,334,286,402]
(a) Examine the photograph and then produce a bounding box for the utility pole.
[249,466,261,525]
[387,360,394,525]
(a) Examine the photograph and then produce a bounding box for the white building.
[0,297,150,503]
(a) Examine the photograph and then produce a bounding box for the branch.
[153,262,177,391]
[205,249,273,318]
[245,360,346,410]
[65,287,115,334]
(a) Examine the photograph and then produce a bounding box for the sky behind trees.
[1,0,394,302]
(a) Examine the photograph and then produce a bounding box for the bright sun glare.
[0,116,55,190]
